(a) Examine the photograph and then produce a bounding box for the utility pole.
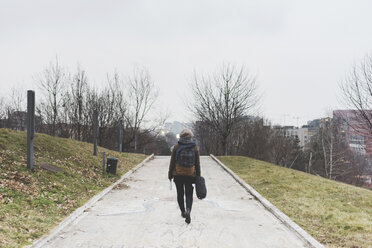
[27,90,35,169]
[134,129,138,153]
[119,120,123,152]
[102,151,106,173]
[93,110,98,156]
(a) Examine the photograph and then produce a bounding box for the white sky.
[1,0,372,126]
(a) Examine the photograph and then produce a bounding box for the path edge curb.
[210,154,324,248]
[31,154,154,248]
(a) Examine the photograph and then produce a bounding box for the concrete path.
[43,156,309,248]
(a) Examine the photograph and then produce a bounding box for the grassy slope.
[218,156,372,248]
[0,129,146,247]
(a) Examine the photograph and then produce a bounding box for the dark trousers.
[174,175,195,213]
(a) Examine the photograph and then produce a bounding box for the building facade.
[333,110,372,156]
[283,126,311,150]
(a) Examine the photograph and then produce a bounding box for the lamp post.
[27,90,35,169]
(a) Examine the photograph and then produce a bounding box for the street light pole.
[93,110,98,156]
[27,90,35,169]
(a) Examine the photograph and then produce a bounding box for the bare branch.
[189,63,260,155]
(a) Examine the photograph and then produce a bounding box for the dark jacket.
[168,143,201,180]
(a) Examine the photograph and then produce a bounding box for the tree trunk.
[329,137,333,179]
[321,133,328,177]
[221,137,228,156]
[308,152,312,173]
[134,130,138,152]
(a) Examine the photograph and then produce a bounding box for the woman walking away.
[168,129,201,224]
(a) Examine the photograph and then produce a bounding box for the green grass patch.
[218,156,372,248]
[0,129,146,247]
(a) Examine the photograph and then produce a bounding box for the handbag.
[195,176,207,199]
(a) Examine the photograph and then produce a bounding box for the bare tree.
[37,58,68,136]
[319,119,344,178]
[0,96,5,118]
[2,86,27,130]
[232,117,272,161]
[341,54,372,134]
[0,96,7,128]
[269,128,301,167]
[0,59,167,154]
[124,67,158,152]
[67,67,88,140]
[193,120,221,155]
[9,86,26,112]
[82,86,98,142]
[190,64,259,155]
[309,118,351,180]
[97,74,126,148]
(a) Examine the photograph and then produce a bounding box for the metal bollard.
[119,120,123,153]
[93,110,98,156]
[102,151,106,173]
[27,90,35,170]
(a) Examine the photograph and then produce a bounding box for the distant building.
[333,110,372,156]
[282,126,311,149]
[307,118,323,136]
[296,127,311,148]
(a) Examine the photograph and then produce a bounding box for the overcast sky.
[1,0,372,126]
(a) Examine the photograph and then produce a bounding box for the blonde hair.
[179,129,194,138]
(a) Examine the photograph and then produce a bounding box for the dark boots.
[180,209,191,224]
[185,208,191,224]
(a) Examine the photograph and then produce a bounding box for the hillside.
[0,129,147,247]
[218,156,372,248]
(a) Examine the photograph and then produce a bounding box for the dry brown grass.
[219,156,372,248]
[0,129,146,247]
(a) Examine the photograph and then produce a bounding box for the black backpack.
[195,176,207,199]
[176,146,195,168]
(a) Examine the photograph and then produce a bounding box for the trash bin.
[106,157,118,175]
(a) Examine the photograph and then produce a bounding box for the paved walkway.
[43,156,308,248]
